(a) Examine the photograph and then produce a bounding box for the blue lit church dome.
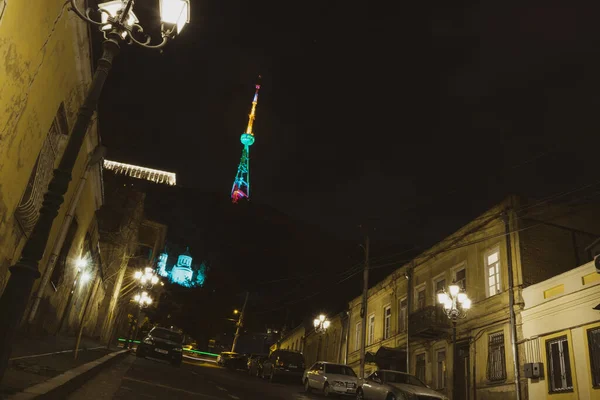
[171,248,194,285]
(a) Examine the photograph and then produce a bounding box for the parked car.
[357,370,449,400]
[217,351,239,367]
[136,326,184,367]
[225,353,249,370]
[247,354,268,376]
[261,349,305,382]
[303,362,358,396]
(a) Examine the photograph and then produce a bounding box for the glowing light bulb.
[323,320,330,329]
[313,319,320,328]
[151,276,159,284]
[462,298,472,310]
[444,299,452,310]
[319,314,325,322]
[449,285,460,297]
[134,294,141,302]
[80,272,91,284]
[437,292,449,305]
[457,293,467,304]
[134,271,143,279]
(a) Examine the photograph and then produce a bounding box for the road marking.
[122,377,225,399]
[9,346,106,361]
[216,386,227,391]
[228,395,240,399]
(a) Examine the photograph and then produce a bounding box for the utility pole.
[232,291,249,353]
[359,234,370,379]
[504,210,521,400]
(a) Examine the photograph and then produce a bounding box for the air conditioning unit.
[524,362,544,379]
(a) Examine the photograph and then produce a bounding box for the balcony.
[408,306,451,339]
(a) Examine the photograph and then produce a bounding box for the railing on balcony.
[408,306,451,339]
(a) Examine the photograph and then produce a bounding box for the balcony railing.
[408,306,451,339]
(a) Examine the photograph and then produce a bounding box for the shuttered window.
[546,336,573,393]
[487,332,507,381]
[587,328,600,388]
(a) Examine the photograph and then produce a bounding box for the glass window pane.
[488,251,498,265]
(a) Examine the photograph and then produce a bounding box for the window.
[547,336,573,392]
[15,103,68,236]
[455,267,466,290]
[416,286,426,310]
[398,298,407,332]
[589,327,600,387]
[485,247,501,296]
[355,322,361,351]
[486,332,506,381]
[434,277,446,306]
[383,306,392,339]
[367,314,375,345]
[436,349,446,390]
[416,353,426,383]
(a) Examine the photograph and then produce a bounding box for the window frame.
[452,262,467,291]
[354,321,361,352]
[484,246,502,297]
[432,273,446,304]
[415,352,426,383]
[367,313,376,345]
[398,297,408,333]
[415,283,426,311]
[436,348,446,390]
[486,331,507,382]
[546,335,574,393]
[383,304,392,340]
[588,326,600,388]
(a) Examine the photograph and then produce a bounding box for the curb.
[8,349,131,400]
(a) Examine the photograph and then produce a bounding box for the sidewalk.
[0,335,119,397]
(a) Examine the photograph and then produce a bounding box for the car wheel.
[304,379,312,393]
[356,388,364,400]
[323,383,332,397]
[385,394,396,400]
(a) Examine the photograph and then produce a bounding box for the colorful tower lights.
[231,78,261,203]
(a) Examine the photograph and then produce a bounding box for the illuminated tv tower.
[231,78,261,203]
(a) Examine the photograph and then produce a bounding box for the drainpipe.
[405,264,413,374]
[504,210,522,400]
[28,146,105,324]
[344,310,350,365]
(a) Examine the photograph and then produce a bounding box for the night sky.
[97,1,600,338]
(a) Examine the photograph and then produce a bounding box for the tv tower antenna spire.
[231,77,261,203]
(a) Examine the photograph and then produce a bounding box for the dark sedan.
[136,327,184,367]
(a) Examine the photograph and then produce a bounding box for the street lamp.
[437,282,471,400]
[313,314,330,361]
[313,314,331,334]
[0,0,190,379]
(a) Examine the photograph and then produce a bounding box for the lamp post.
[126,267,160,348]
[0,0,190,380]
[56,258,90,334]
[313,314,330,361]
[437,283,471,400]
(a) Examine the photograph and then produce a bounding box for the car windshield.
[151,328,183,343]
[325,365,356,376]
[382,371,426,387]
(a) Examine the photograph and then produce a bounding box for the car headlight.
[173,347,182,352]
[143,338,153,345]
[333,381,345,387]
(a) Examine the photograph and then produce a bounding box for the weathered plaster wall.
[0,0,105,336]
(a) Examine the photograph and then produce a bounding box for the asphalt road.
[68,354,339,400]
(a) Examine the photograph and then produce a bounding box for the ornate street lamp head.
[314,314,330,334]
[70,0,190,49]
[437,282,471,321]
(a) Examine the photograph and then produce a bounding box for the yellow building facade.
[521,261,600,400]
[347,197,600,400]
[0,0,105,334]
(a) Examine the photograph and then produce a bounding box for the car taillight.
[279,361,284,367]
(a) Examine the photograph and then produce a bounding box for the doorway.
[454,341,471,400]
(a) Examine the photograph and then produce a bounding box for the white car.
[357,370,449,400]
[303,362,358,396]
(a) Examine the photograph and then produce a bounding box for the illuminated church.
[157,247,206,288]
